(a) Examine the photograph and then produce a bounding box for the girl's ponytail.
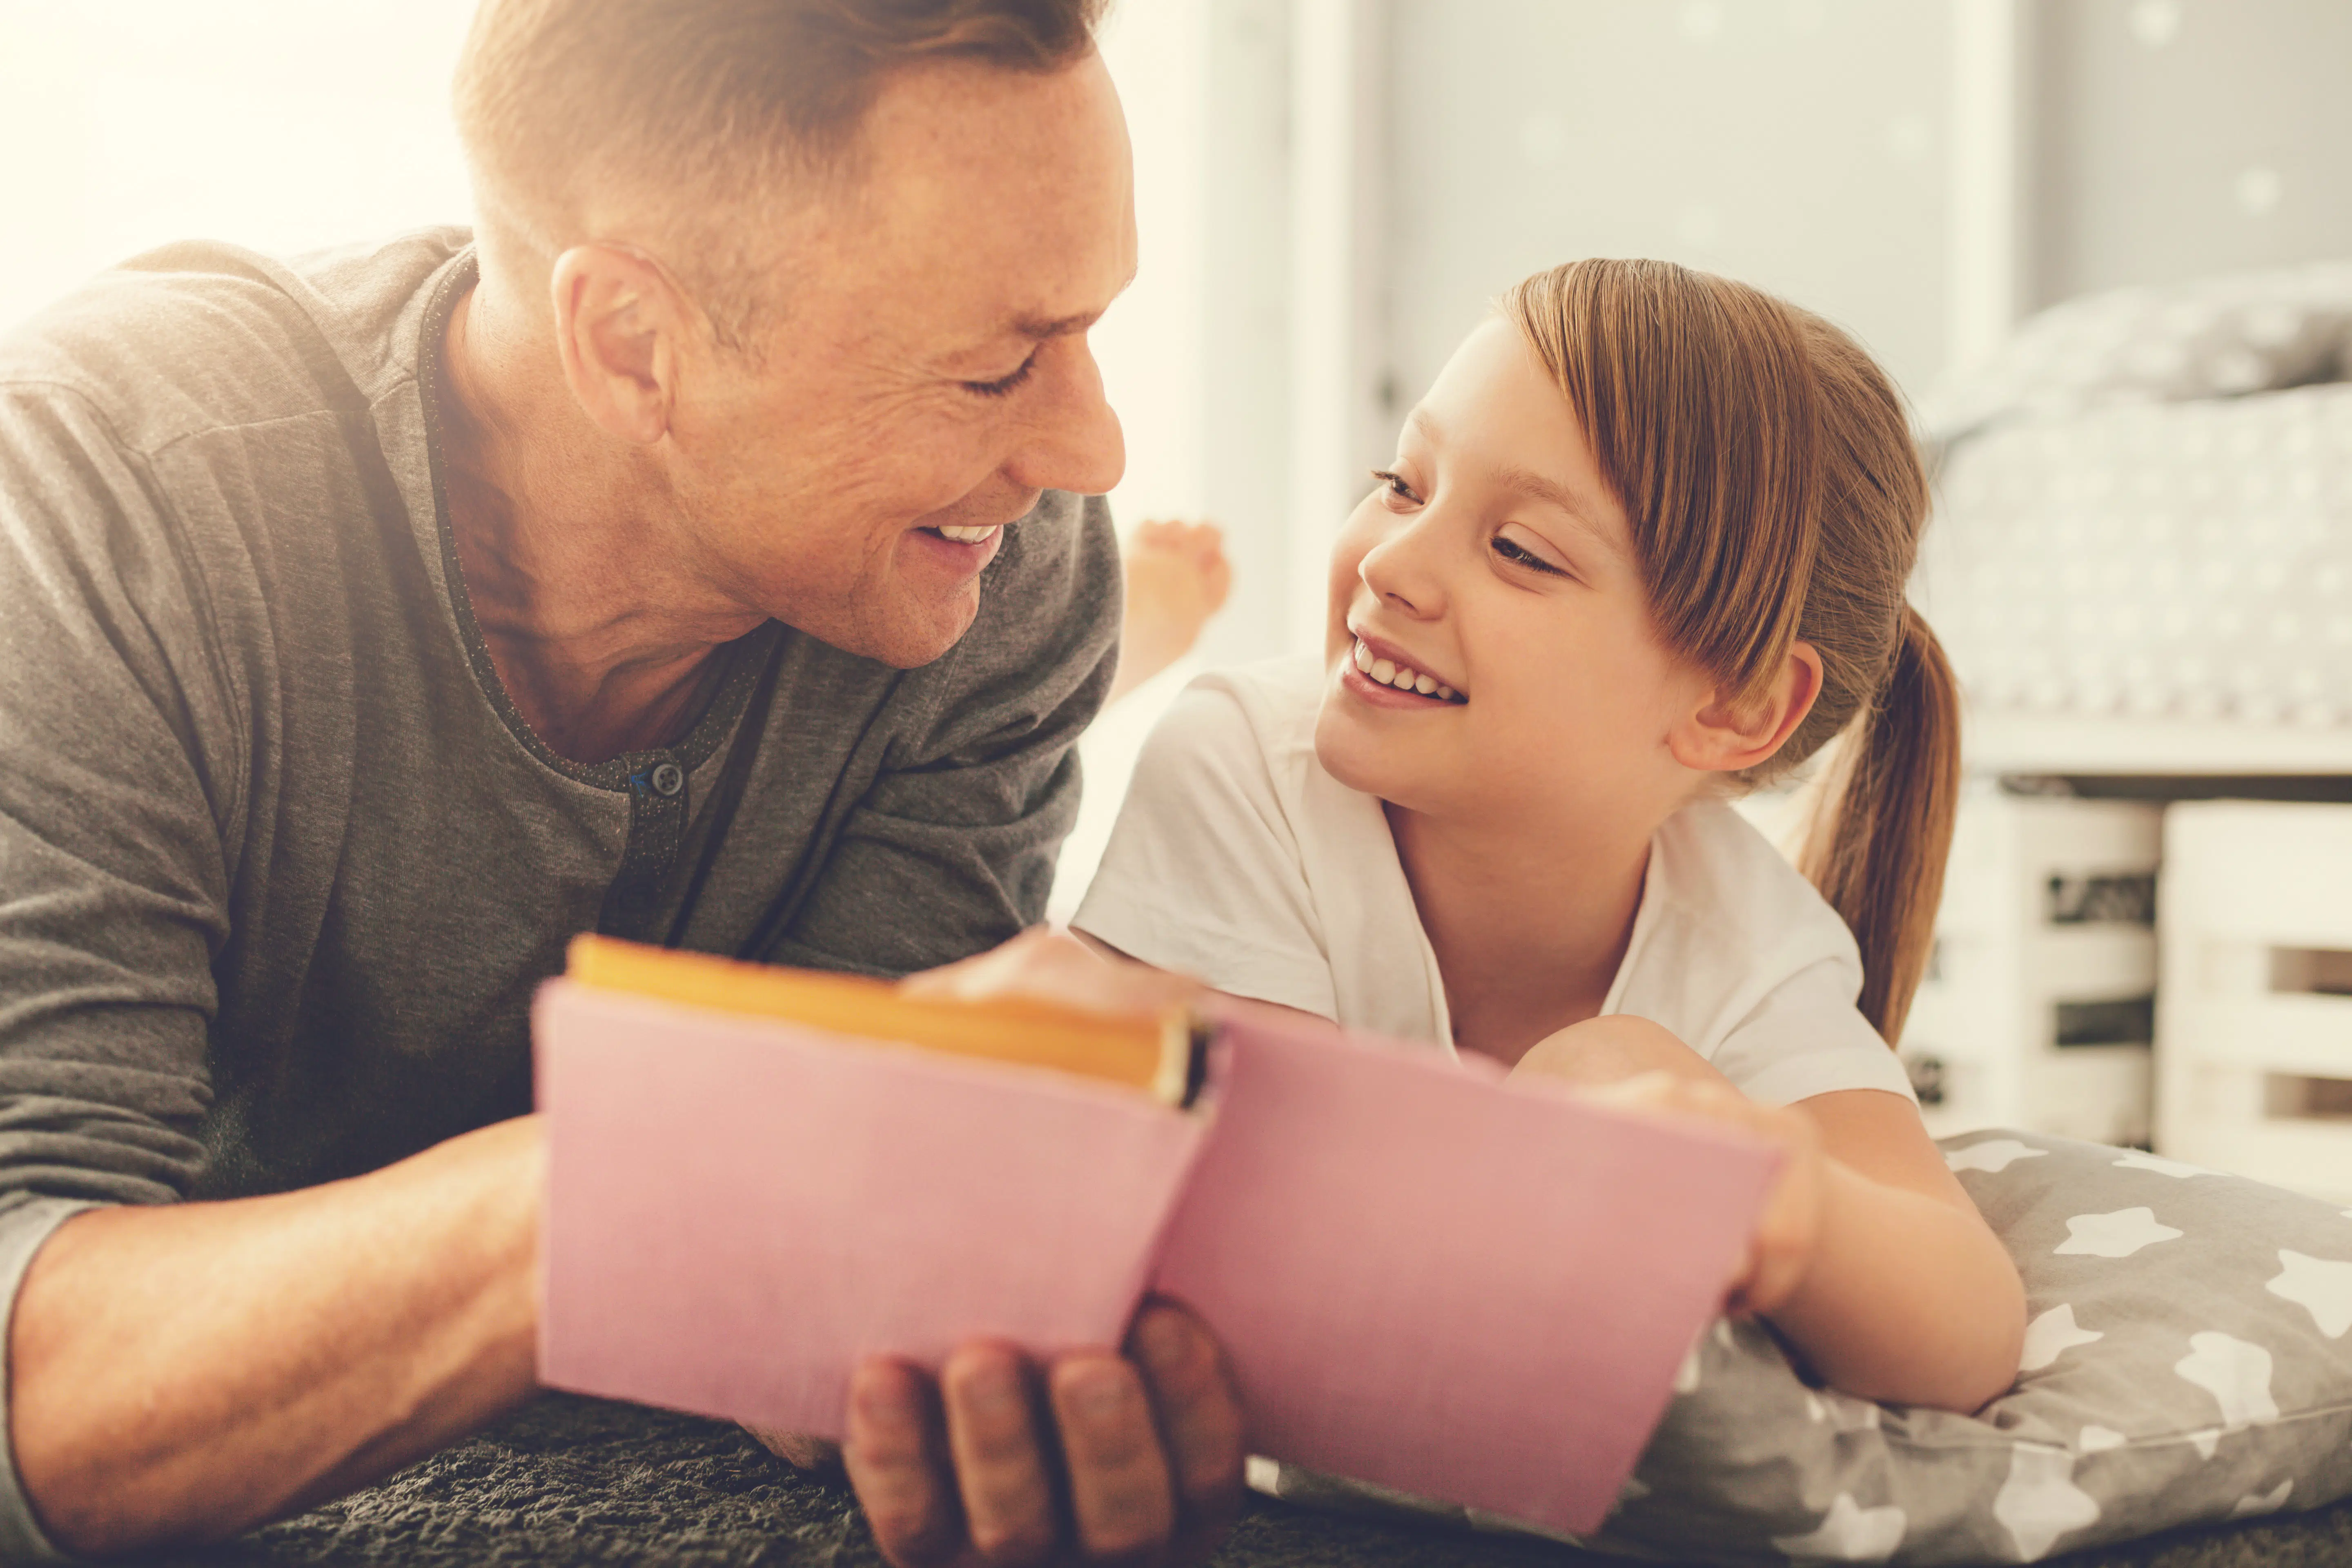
[1802,607,1961,1042]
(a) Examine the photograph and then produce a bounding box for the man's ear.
[1667,641,1824,775]
[548,243,697,446]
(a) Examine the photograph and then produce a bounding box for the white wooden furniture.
[2158,801,2352,1201]
[1899,784,2163,1147]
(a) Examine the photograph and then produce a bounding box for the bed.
[1915,259,2352,780]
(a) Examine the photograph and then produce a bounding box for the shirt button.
[650,761,685,798]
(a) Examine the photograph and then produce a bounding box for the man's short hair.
[452,0,1108,345]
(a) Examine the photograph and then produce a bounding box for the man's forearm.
[9,1115,543,1555]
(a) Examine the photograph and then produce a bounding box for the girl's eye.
[963,354,1039,399]
[1490,534,1566,576]
[1370,469,1423,505]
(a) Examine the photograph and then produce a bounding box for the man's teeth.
[1351,638,1461,702]
[934,525,998,543]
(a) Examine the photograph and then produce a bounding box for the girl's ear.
[1668,641,1824,775]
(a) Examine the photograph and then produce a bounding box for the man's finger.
[1128,1301,1246,1562]
[746,1421,843,1476]
[843,1359,964,1568]
[941,1343,1060,1565]
[1049,1352,1175,1561]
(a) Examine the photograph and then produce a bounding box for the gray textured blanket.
[133,1395,2352,1567]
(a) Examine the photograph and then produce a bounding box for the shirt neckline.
[412,253,776,792]
[1389,808,1663,1061]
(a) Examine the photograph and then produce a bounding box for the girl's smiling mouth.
[1346,634,1467,705]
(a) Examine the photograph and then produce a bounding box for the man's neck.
[434,283,766,765]
[1387,797,1661,1069]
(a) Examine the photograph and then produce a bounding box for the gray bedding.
[134,1393,2352,1568]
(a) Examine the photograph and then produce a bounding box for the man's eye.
[1370,469,1422,505]
[1491,535,1564,575]
[963,354,1039,398]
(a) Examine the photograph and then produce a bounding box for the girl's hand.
[1579,1071,1827,1318]
[902,926,1204,1018]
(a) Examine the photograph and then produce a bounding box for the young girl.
[1070,258,2026,1413]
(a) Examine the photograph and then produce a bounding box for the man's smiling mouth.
[927,524,1000,543]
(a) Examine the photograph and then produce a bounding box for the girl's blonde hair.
[1504,258,1958,1042]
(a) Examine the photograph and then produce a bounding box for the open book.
[535,936,1779,1535]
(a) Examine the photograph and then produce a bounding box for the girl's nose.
[1359,513,1448,620]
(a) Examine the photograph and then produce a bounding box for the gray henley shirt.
[0,229,1118,1557]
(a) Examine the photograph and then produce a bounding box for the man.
[0,1,1242,1561]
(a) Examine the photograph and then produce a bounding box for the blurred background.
[5,0,2352,1185]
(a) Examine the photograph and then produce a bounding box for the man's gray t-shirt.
[0,230,1116,1552]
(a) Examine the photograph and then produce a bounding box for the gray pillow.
[1265,1131,2352,1565]
[1917,261,2352,450]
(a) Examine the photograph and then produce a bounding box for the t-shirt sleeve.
[1704,957,1918,1108]
[1071,677,1338,1019]
[760,493,1121,978]
[0,385,233,1559]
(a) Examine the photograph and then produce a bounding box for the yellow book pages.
[566,935,1194,1105]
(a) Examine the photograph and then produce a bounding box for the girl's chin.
[1312,701,1433,803]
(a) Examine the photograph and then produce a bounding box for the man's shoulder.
[0,229,471,459]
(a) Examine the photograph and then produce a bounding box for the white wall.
[2030,0,2352,309]
[1382,0,1957,410]
[0,2,477,334]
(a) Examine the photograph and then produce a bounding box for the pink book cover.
[535,980,1209,1436]
[1149,1014,1780,1535]
[536,983,1777,1533]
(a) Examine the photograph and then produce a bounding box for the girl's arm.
[1515,1017,2026,1414]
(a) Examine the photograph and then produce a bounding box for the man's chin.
[841,588,985,670]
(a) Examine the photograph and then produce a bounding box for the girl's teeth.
[1352,637,1463,702]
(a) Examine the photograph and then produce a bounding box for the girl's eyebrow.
[1406,405,1622,561]
[1489,461,1624,562]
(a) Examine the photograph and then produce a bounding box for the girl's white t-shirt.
[1072,655,1915,1107]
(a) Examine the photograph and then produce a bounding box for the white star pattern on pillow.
[1993,1446,2101,1561]
[1802,1390,1884,1431]
[1673,1337,1704,1394]
[1947,1138,2048,1174]
[2230,1479,2293,1518]
[2175,1332,2280,1428]
[2112,1150,2214,1179]
[1770,1492,1907,1562]
[2020,1303,2105,1370]
[2056,1207,2183,1258]
[2265,1250,2352,1337]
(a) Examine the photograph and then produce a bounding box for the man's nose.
[1004,342,1126,498]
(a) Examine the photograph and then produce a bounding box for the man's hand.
[840,1298,1244,1568]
